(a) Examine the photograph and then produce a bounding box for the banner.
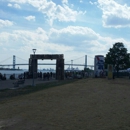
[94,55,104,77]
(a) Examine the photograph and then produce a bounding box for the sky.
[0,0,130,69]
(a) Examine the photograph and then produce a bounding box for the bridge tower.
[13,55,15,69]
[85,55,87,69]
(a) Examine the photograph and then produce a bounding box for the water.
[0,69,56,79]
[0,70,24,79]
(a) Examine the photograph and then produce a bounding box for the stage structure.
[29,54,64,80]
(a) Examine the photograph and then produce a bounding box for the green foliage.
[105,42,130,72]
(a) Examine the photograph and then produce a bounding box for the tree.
[105,42,130,75]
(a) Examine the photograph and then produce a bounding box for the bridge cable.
[65,55,85,63]
[0,56,12,64]
[87,55,94,59]
[16,56,28,62]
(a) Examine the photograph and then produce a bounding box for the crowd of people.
[0,73,6,80]
[65,70,90,79]
[0,70,93,81]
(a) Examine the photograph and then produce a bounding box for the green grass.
[0,79,78,101]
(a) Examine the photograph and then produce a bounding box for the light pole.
[71,60,73,71]
[32,49,36,86]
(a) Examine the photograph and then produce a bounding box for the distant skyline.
[0,0,130,69]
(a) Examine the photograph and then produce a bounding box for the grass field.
[0,78,130,130]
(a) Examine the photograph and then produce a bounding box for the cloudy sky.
[0,0,130,69]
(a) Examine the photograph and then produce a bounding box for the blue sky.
[0,0,130,69]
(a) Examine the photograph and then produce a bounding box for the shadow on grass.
[0,79,78,101]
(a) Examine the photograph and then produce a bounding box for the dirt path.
[0,78,130,130]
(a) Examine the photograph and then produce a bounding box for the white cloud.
[14,4,21,9]
[48,26,130,55]
[49,26,100,46]
[9,0,27,3]
[0,25,130,66]
[38,1,85,25]
[89,1,97,5]
[62,0,68,4]
[98,0,130,28]
[7,3,12,7]
[8,3,21,9]
[1,0,130,67]
[80,0,83,3]
[9,0,85,26]
[24,15,35,21]
[89,1,93,5]
[0,19,13,28]
[0,27,73,56]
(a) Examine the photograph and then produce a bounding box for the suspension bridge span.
[0,55,94,69]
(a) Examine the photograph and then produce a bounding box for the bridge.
[0,55,94,70]
[0,63,93,67]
